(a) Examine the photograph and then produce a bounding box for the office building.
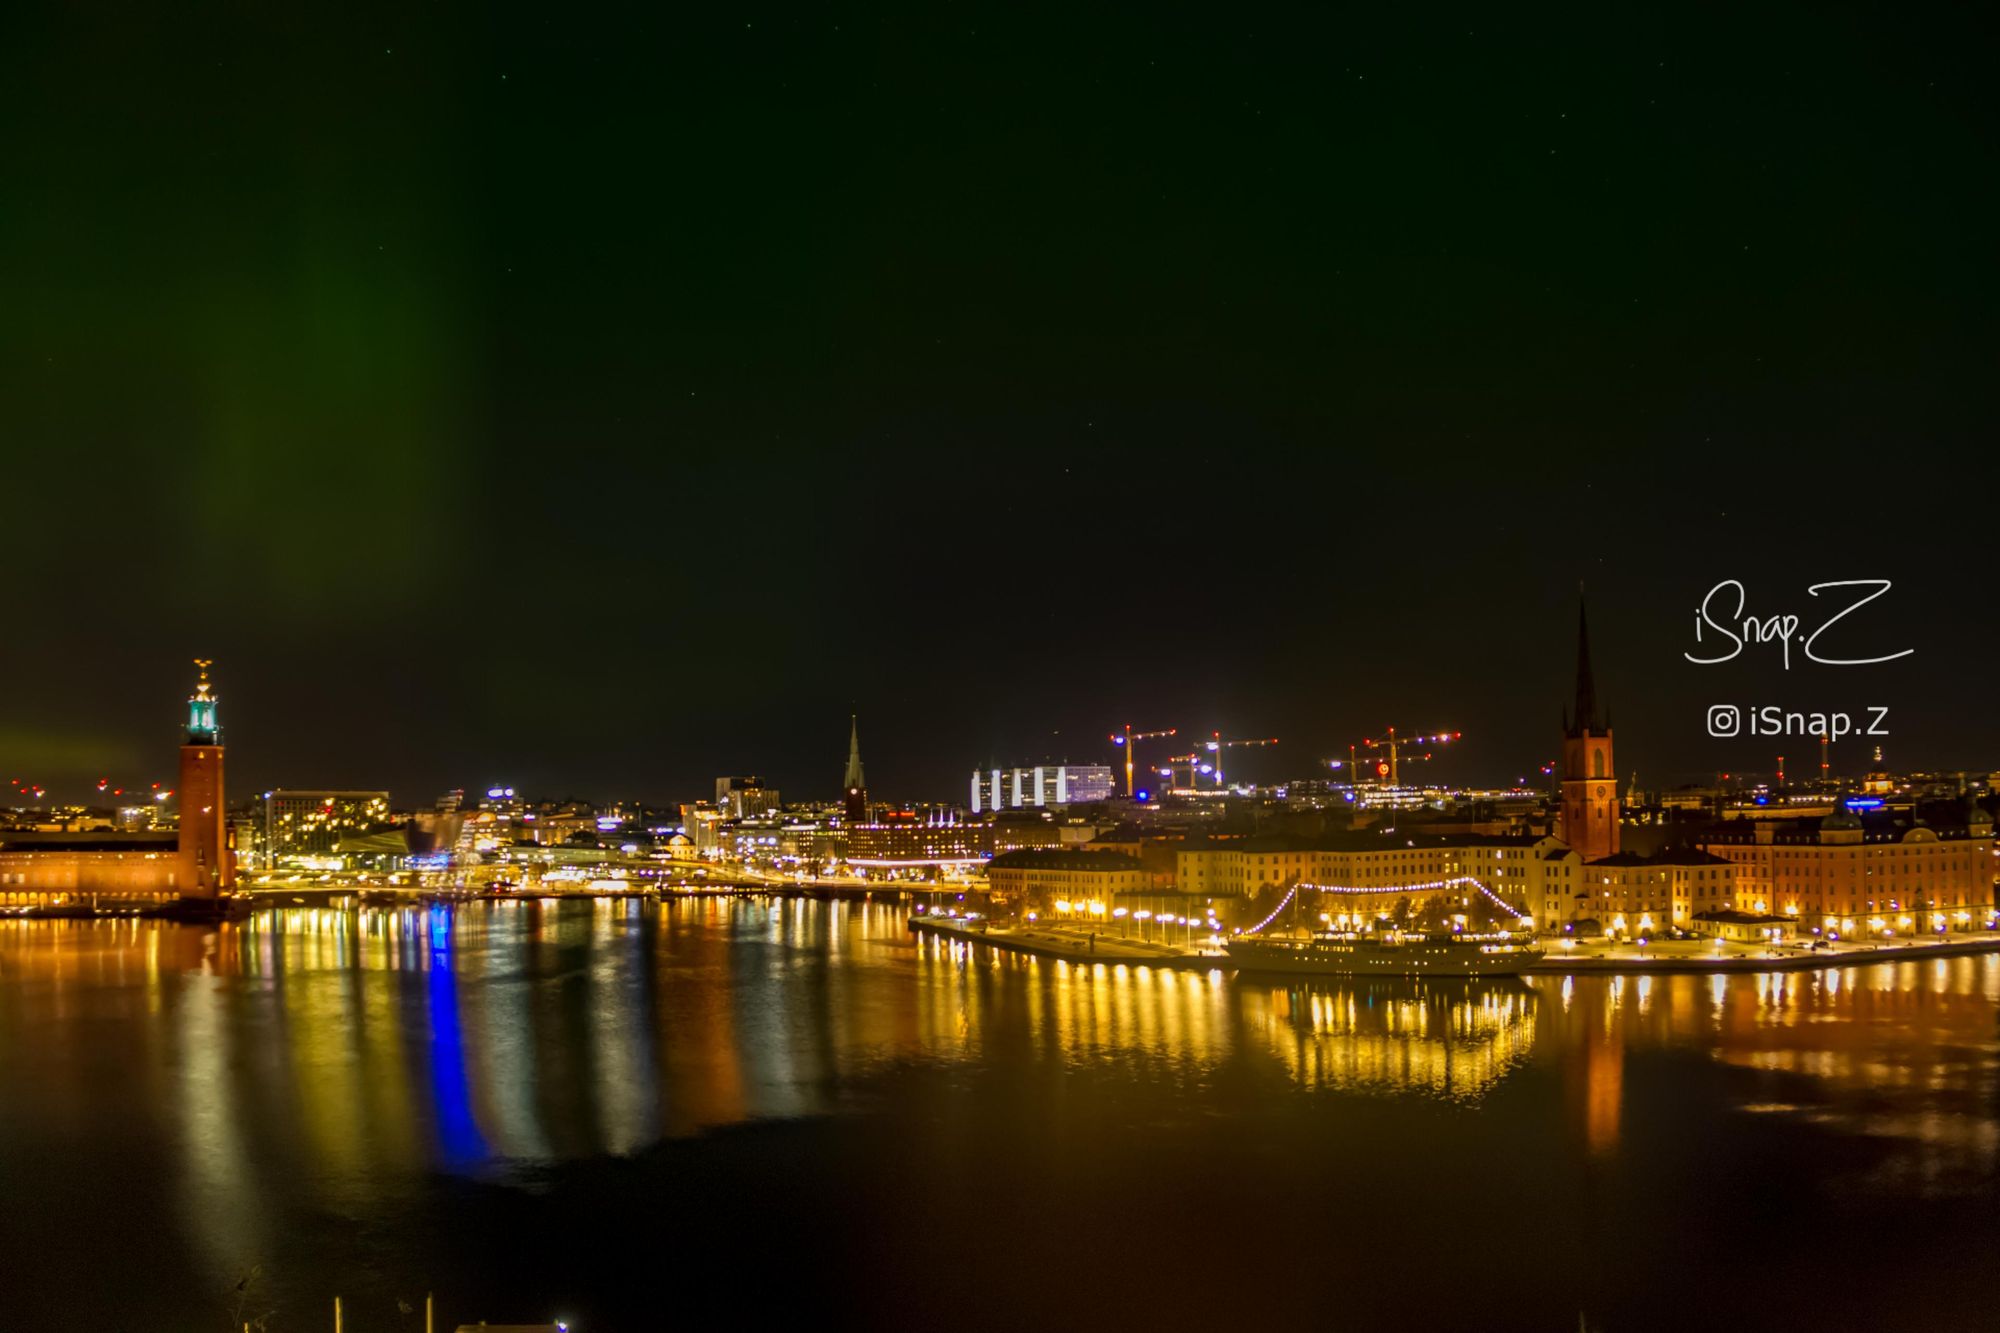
[716,776,780,819]
[969,764,1117,812]
[264,790,393,860]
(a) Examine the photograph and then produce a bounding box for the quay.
[2,878,973,920]
[909,914,2000,976]
[909,913,1220,970]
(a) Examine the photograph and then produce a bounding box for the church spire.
[1568,593,1604,736]
[841,714,868,825]
[843,714,865,790]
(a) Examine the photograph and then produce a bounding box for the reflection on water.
[1,900,1996,1327]
[2,903,1996,1159]
[1246,977,1538,1101]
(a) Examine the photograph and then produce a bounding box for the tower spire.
[843,714,865,790]
[187,658,220,744]
[841,714,868,825]
[1568,591,1603,736]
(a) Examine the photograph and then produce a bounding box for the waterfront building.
[846,817,993,873]
[0,663,229,908]
[1701,802,1997,935]
[263,790,392,860]
[985,847,1146,909]
[969,763,1117,811]
[0,830,181,906]
[1570,848,1736,937]
[1690,908,1797,942]
[845,812,1061,875]
[1175,830,1577,928]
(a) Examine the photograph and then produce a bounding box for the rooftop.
[1178,830,1552,855]
[988,848,1144,872]
[0,832,177,854]
[1589,848,1732,868]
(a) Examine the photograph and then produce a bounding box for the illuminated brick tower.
[177,659,233,897]
[842,714,869,825]
[1559,598,1620,862]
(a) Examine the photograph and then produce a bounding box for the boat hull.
[1227,936,1543,978]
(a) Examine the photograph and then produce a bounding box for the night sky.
[4,4,1995,807]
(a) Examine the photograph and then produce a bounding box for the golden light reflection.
[0,909,1995,1195]
[910,933,1539,1102]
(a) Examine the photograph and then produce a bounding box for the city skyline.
[7,7,1997,803]
[7,6,2000,1330]
[0,601,1978,812]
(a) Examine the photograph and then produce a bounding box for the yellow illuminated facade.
[1175,834,1578,931]
[1702,811,1996,936]
[985,849,1144,910]
[1573,850,1736,937]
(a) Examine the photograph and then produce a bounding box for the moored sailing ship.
[1226,929,1543,978]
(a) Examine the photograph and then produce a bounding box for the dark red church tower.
[1559,599,1620,862]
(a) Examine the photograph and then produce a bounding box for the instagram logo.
[1707,704,1741,737]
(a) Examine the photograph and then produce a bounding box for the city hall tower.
[177,659,233,896]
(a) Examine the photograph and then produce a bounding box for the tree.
[1414,894,1457,932]
[1234,879,1292,932]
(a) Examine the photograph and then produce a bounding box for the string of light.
[1284,875,1533,923]
[1242,882,1300,935]
[1466,877,1533,923]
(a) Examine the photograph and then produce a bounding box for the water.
[1,899,1995,1331]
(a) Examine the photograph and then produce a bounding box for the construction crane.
[1356,727,1461,787]
[1156,733,1280,792]
[1159,752,1207,790]
[1204,731,1278,789]
[1109,725,1178,798]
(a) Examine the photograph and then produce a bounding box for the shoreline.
[908,915,2000,977]
[11,898,1998,977]
[1533,935,2000,974]
[909,916,1219,970]
[0,880,961,923]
